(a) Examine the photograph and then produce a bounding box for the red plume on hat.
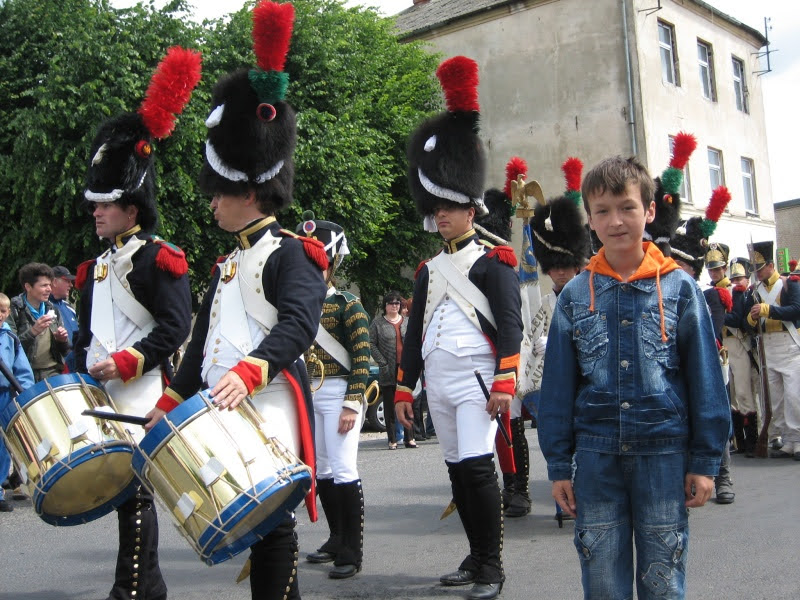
[699,186,731,238]
[138,46,203,139]
[436,56,480,114]
[503,156,527,201]
[562,157,583,205]
[249,1,295,105]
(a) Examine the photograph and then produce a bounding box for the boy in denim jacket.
[538,156,730,599]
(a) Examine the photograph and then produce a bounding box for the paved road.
[1,429,799,599]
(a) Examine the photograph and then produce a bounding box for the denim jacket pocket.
[572,309,608,376]
[641,298,679,369]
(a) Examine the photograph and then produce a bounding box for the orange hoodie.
[585,242,680,342]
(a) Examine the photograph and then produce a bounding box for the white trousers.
[763,331,800,444]
[425,349,498,463]
[727,334,758,414]
[249,374,301,457]
[312,377,359,483]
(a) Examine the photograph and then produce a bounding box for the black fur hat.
[407,56,487,231]
[476,188,512,244]
[199,1,297,212]
[531,196,590,272]
[84,47,202,234]
[669,217,706,279]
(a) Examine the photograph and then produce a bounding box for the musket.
[746,239,772,458]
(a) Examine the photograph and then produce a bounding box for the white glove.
[533,336,548,355]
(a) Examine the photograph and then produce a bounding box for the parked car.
[362,365,386,432]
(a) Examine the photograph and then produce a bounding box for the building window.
[732,56,749,113]
[668,135,692,203]
[741,157,757,214]
[708,147,724,189]
[658,21,680,85]
[697,40,716,101]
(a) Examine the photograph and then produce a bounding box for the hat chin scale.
[205,139,283,184]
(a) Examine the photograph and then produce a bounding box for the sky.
[110,0,800,202]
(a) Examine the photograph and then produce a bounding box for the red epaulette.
[75,259,96,291]
[790,275,800,283]
[716,287,733,312]
[211,255,227,277]
[279,229,328,271]
[487,245,517,267]
[415,259,429,280]
[733,284,747,293]
[154,240,189,278]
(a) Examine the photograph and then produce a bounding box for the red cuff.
[490,377,516,396]
[156,388,180,412]
[230,357,269,395]
[111,348,144,383]
[394,389,413,404]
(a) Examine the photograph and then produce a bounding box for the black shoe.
[0,499,13,512]
[404,440,418,448]
[468,582,503,599]
[329,564,359,579]
[715,485,735,504]
[306,550,336,564]
[439,569,475,586]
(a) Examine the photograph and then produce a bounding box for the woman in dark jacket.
[369,291,415,449]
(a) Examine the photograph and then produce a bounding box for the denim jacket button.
[620,360,629,368]
[621,444,630,452]
[621,402,630,409]
[621,319,631,326]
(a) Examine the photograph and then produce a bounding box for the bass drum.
[133,391,311,565]
[0,374,138,525]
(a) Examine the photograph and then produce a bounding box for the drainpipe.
[621,0,637,155]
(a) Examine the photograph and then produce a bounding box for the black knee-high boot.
[330,480,364,579]
[107,487,167,600]
[249,517,300,600]
[306,478,340,563]
[459,454,504,586]
[447,460,480,576]
[505,418,531,518]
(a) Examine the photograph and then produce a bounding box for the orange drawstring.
[655,264,667,342]
[588,264,596,312]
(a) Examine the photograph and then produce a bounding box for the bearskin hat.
[296,210,349,271]
[199,1,297,212]
[530,158,590,273]
[407,56,487,231]
[476,157,525,245]
[84,47,202,233]
[647,132,697,255]
[671,186,731,279]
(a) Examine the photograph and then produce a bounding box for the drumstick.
[474,370,512,447]
[81,410,149,427]
[0,356,25,395]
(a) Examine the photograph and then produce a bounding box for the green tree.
[0,0,441,316]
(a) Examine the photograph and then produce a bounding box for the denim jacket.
[539,243,730,480]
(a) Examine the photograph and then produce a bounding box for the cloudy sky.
[110,0,799,202]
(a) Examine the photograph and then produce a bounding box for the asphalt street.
[1,428,799,600]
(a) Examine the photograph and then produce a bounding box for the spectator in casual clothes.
[49,265,79,372]
[7,263,69,381]
[0,292,35,512]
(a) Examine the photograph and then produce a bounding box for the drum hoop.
[1,374,102,428]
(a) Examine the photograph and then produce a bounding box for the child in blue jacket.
[0,292,35,511]
[538,157,730,599]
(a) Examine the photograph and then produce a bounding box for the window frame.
[708,147,725,190]
[658,20,680,86]
[697,39,717,101]
[732,56,749,113]
[741,157,758,215]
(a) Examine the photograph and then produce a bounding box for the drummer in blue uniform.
[73,47,200,600]
[144,3,326,598]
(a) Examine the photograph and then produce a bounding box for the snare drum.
[0,373,138,525]
[133,391,311,565]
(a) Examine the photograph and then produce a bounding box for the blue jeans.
[573,451,689,600]
[0,437,11,501]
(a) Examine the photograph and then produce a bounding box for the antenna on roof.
[753,17,776,76]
